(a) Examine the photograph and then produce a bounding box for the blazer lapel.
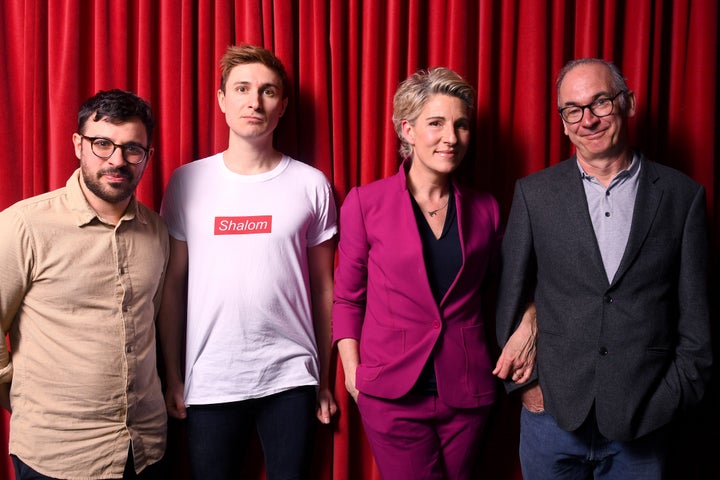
[611,157,662,286]
[557,158,609,285]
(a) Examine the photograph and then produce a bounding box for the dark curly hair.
[78,89,155,144]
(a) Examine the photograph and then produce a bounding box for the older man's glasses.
[80,135,150,164]
[558,91,626,124]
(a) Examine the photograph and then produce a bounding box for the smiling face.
[217,62,288,143]
[558,62,636,163]
[402,94,471,177]
[73,116,149,208]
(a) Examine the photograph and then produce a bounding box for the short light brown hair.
[219,44,290,98]
[392,68,475,159]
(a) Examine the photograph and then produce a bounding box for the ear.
[625,90,637,118]
[72,133,83,160]
[217,89,226,113]
[401,119,415,145]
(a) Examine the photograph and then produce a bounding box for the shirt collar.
[66,168,144,227]
[577,152,641,184]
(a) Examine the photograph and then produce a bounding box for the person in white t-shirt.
[158,44,338,480]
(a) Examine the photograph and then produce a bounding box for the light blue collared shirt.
[578,154,641,283]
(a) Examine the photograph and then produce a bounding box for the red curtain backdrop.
[1,1,717,479]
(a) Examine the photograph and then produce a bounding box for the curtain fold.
[1,1,717,479]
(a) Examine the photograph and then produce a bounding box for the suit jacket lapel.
[557,158,610,286]
[611,157,662,286]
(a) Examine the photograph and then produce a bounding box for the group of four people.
[0,44,710,480]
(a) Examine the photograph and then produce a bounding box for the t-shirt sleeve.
[160,171,187,242]
[306,178,337,247]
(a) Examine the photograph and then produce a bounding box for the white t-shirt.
[161,153,337,405]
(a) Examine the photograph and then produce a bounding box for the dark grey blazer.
[496,154,712,441]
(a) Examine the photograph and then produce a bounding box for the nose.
[444,124,458,145]
[248,91,262,110]
[106,146,128,166]
[581,106,600,126]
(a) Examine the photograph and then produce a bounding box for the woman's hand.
[337,338,360,402]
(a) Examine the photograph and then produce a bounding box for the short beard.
[81,166,139,204]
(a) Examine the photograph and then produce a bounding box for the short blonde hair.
[392,68,475,159]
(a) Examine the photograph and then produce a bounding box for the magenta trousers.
[357,392,492,480]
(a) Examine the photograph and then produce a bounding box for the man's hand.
[493,304,537,383]
[315,387,338,424]
[164,380,187,420]
[520,382,544,412]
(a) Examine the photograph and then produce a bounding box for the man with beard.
[0,89,169,479]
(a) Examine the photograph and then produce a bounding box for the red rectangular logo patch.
[214,216,272,235]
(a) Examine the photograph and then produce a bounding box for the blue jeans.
[186,386,316,480]
[520,407,669,480]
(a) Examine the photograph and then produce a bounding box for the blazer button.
[604,295,613,304]
[598,347,608,356]
[432,321,440,329]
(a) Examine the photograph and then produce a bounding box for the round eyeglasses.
[80,135,150,164]
[558,91,626,124]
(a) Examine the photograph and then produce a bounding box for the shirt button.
[599,347,608,356]
[605,212,611,217]
[126,345,133,353]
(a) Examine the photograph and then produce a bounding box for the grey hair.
[556,58,630,112]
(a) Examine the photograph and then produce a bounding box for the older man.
[496,58,711,479]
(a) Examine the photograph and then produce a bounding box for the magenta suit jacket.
[332,166,501,408]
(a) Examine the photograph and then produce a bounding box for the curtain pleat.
[1,1,717,479]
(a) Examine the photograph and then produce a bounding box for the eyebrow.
[424,115,469,122]
[231,80,280,90]
[561,91,613,107]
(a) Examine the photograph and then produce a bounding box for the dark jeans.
[186,386,316,480]
[12,446,166,480]
[520,407,669,480]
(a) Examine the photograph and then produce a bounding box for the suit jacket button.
[599,347,608,356]
[432,321,440,329]
[604,295,613,303]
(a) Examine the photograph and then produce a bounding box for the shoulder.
[642,158,703,192]
[136,202,166,227]
[339,175,403,223]
[284,157,332,186]
[519,158,577,187]
[354,170,403,198]
[0,188,67,222]
[171,153,222,177]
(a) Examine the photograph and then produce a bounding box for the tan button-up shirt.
[0,169,169,479]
